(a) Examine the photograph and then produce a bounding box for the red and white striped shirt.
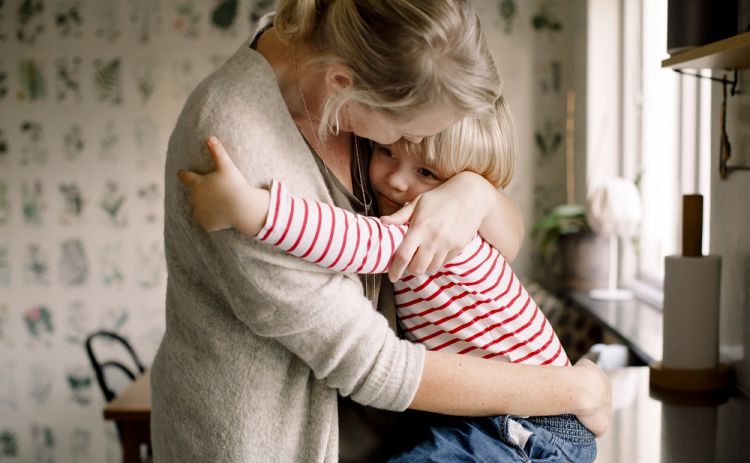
[257,180,569,366]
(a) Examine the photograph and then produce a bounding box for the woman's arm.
[381,171,523,281]
[181,137,610,434]
[413,353,611,436]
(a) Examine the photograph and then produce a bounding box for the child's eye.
[417,167,438,180]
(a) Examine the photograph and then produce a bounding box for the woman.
[150,1,610,461]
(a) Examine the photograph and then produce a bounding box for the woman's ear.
[325,64,354,94]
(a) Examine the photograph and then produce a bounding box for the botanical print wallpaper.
[0,0,570,461]
[0,1,274,461]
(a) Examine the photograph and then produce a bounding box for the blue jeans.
[386,414,596,462]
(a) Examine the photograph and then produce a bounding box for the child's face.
[369,143,448,215]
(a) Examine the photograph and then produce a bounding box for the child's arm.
[258,180,408,274]
[179,136,410,275]
[178,136,270,236]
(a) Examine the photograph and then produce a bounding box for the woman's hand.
[381,171,522,282]
[571,358,612,437]
[178,136,269,236]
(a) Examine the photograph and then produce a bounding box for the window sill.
[623,278,664,309]
[566,289,663,365]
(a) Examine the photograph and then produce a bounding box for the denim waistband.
[524,414,595,445]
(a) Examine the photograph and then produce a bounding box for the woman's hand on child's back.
[178,136,269,236]
[381,171,491,281]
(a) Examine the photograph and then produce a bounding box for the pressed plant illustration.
[55,56,82,102]
[24,244,49,285]
[98,121,119,161]
[70,428,92,461]
[58,182,85,224]
[99,180,127,227]
[99,243,124,286]
[66,366,93,405]
[132,55,157,102]
[174,2,201,38]
[16,0,45,44]
[30,424,55,461]
[0,182,9,226]
[62,124,84,161]
[92,0,120,42]
[534,119,564,161]
[0,246,9,286]
[21,180,45,225]
[137,182,160,223]
[54,0,83,38]
[23,305,54,341]
[0,429,19,457]
[212,0,238,30]
[531,1,563,33]
[93,58,122,105]
[499,0,517,34]
[0,129,7,165]
[19,59,46,101]
[129,0,165,44]
[20,121,48,166]
[59,239,88,286]
[0,67,8,100]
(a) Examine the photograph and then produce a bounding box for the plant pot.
[557,231,609,290]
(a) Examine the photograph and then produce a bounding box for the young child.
[179,97,597,462]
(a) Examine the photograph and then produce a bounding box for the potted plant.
[531,204,609,291]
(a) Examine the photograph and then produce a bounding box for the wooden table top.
[103,371,151,422]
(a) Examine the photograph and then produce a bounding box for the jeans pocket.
[524,433,572,462]
[502,418,570,463]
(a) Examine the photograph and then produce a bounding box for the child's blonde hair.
[274,0,501,138]
[400,96,518,189]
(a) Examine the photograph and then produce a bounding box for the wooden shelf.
[662,31,750,69]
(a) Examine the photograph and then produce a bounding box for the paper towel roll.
[662,255,721,370]
[661,403,718,463]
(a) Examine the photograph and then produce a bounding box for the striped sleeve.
[256,179,408,274]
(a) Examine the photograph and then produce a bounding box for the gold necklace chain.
[292,47,375,302]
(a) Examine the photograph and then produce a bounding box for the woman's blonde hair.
[274,0,502,137]
[400,96,518,189]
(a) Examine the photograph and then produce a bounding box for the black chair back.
[84,331,146,403]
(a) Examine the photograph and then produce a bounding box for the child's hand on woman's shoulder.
[178,136,270,236]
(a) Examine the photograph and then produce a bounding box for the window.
[619,0,712,297]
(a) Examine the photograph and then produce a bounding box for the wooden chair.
[84,331,146,403]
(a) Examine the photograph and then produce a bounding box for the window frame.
[610,0,712,305]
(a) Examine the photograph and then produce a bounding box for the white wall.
[710,69,750,394]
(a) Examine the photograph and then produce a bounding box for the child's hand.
[178,136,269,236]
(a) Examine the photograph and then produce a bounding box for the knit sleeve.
[257,180,408,275]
